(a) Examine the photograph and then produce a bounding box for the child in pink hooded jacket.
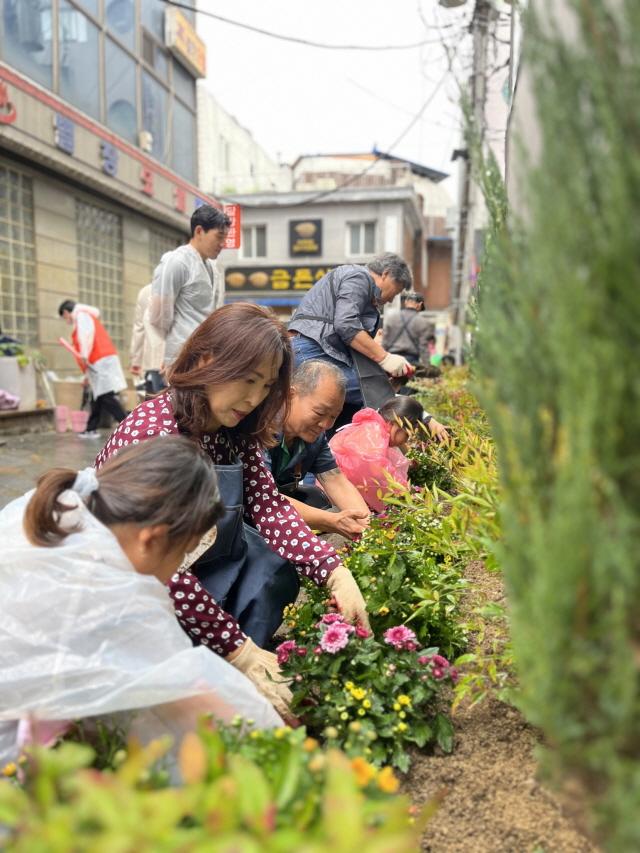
[329,397,426,512]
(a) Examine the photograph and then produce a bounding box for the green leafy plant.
[406,440,457,493]
[0,722,427,851]
[473,2,640,846]
[278,615,456,773]
[452,601,515,711]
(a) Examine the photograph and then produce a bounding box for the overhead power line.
[225,67,451,209]
[159,0,459,51]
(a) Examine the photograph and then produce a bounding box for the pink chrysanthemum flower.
[276,639,297,665]
[320,613,344,625]
[319,623,351,654]
[383,625,418,650]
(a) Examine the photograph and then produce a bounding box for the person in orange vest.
[58,300,127,438]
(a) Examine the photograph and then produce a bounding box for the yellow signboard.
[165,7,207,79]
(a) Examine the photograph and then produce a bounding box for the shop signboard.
[165,7,207,78]
[289,219,322,256]
[223,204,241,249]
[225,264,334,292]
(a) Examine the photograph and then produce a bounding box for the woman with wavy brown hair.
[96,303,369,719]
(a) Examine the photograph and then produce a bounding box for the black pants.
[86,391,127,432]
[282,483,332,510]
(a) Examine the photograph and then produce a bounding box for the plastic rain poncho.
[0,490,281,767]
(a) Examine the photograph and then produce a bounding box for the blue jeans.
[291,335,363,407]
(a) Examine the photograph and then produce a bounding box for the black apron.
[351,350,396,411]
[189,455,300,648]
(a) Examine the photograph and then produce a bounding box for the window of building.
[142,30,168,82]
[0,165,38,346]
[173,59,196,109]
[172,100,196,183]
[142,71,169,163]
[347,221,376,256]
[59,0,100,120]
[73,0,98,16]
[1,0,53,90]
[105,0,135,51]
[149,228,183,274]
[140,0,164,41]
[105,38,137,143]
[1,0,199,183]
[220,137,231,173]
[76,200,124,348]
[241,225,267,259]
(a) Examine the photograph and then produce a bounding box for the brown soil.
[404,561,599,853]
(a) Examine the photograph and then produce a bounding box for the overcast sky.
[196,0,476,190]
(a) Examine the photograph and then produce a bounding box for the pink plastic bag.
[329,408,409,512]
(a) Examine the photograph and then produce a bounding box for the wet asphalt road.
[0,430,107,510]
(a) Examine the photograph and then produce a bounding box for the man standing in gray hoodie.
[149,205,230,367]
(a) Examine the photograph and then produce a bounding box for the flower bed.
[0,368,504,845]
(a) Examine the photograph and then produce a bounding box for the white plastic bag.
[0,490,281,767]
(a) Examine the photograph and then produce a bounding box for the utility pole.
[451,0,491,362]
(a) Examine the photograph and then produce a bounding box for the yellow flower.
[303,737,319,752]
[274,727,290,739]
[250,731,260,739]
[349,721,361,733]
[398,695,411,706]
[357,708,366,716]
[2,762,17,777]
[340,712,349,721]
[362,699,372,709]
[393,703,401,712]
[351,687,366,701]
[309,754,325,773]
[378,606,390,616]
[324,726,338,739]
[351,756,376,787]
[399,711,406,719]
[345,681,354,690]
[377,766,400,794]
[397,722,408,732]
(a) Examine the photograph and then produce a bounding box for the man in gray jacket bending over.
[149,204,230,367]
[288,253,413,417]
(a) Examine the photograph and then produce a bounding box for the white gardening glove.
[227,639,294,723]
[378,352,414,377]
[326,565,370,631]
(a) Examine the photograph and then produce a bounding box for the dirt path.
[405,561,598,853]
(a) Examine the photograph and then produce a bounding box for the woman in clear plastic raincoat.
[0,436,282,769]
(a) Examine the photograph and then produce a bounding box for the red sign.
[0,82,17,125]
[223,204,241,249]
[173,186,186,214]
[140,166,154,196]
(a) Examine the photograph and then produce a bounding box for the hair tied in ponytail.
[73,468,99,499]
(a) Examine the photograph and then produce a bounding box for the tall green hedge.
[475,2,640,848]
